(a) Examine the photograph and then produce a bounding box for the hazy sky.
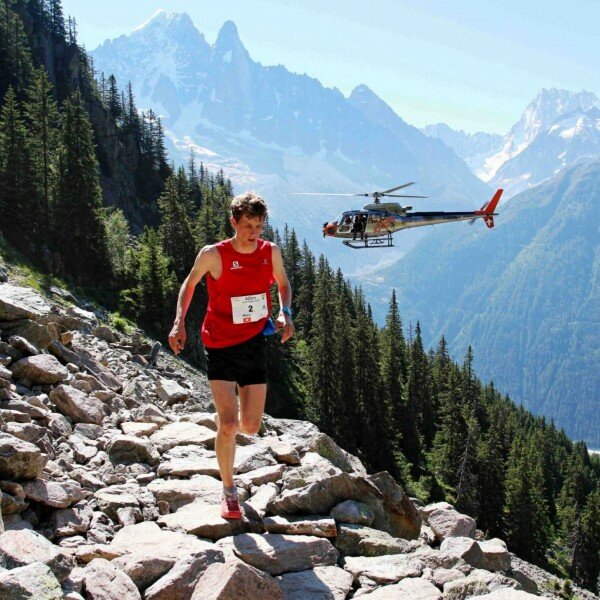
[62,0,600,134]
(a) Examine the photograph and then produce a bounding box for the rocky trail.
[0,281,597,600]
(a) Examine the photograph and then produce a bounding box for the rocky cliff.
[0,279,596,600]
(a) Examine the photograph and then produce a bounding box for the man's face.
[231,214,265,243]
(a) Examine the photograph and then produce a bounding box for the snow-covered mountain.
[421,123,503,179]
[423,89,600,198]
[92,11,491,274]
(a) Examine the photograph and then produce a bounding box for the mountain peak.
[133,10,196,33]
[215,20,241,47]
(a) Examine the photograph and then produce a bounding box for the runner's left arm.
[271,244,294,343]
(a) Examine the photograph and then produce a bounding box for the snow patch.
[222,50,232,63]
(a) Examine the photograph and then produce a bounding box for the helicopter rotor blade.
[383,194,428,199]
[381,182,415,194]
[290,192,366,197]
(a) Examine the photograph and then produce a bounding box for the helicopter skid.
[343,236,394,249]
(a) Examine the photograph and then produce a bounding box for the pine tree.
[106,74,122,122]
[0,86,39,254]
[158,173,195,280]
[503,436,551,562]
[294,240,315,338]
[23,67,59,239]
[135,227,177,332]
[52,90,111,284]
[570,485,600,593]
[105,208,130,283]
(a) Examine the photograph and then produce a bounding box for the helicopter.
[292,183,503,249]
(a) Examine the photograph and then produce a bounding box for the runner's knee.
[240,418,261,436]
[218,416,240,437]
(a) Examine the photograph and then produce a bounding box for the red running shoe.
[221,494,243,519]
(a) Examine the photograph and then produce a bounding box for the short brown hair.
[230,191,268,221]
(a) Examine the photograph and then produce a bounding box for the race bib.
[231,293,268,324]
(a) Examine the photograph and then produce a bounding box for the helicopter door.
[337,213,354,234]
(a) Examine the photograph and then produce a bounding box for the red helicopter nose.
[322,222,338,237]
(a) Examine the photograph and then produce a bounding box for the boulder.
[158,501,264,540]
[121,422,159,437]
[51,502,94,537]
[111,552,175,590]
[0,432,47,479]
[0,284,51,321]
[0,529,75,582]
[217,533,338,575]
[92,325,119,343]
[330,499,375,526]
[49,384,105,425]
[144,547,225,600]
[9,354,68,384]
[191,560,283,600]
[480,538,511,571]
[110,521,215,561]
[263,515,337,537]
[469,592,539,600]
[258,437,301,464]
[336,523,417,557]
[94,483,140,519]
[235,463,286,487]
[0,561,64,600]
[307,432,367,474]
[156,378,191,405]
[105,434,160,466]
[421,501,454,521]
[342,554,424,584]
[443,573,492,599]
[234,444,277,473]
[275,565,353,600]
[158,445,220,478]
[22,478,83,508]
[245,482,279,519]
[360,576,442,599]
[440,536,485,569]
[428,508,476,541]
[148,476,223,511]
[149,422,216,453]
[82,557,141,599]
[8,335,39,355]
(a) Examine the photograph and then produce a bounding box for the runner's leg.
[210,380,239,487]
[239,383,267,435]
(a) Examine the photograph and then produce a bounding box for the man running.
[168,192,294,519]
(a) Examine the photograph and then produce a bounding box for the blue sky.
[62,0,600,134]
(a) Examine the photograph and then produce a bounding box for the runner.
[168,192,294,519]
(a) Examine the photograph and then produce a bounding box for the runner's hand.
[276,313,294,343]
[168,322,186,355]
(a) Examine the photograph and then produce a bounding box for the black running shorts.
[205,333,267,387]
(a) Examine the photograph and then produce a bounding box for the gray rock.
[74,423,104,439]
[480,538,511,571]
[0,284,51,321]
[92,325,120,343]
[3,421,48,444]
[421,501,454,521]
[281,452,342,491]
[469,589,539,599]
[94,483,141,519]
[51,502,94,537]
[264,515,337,537]
[9,354,69,384]
[428,508,476,541]
[106,434,160,466]
[258,436,301,464]
[192,560,283,600]
[440,536,485,569]
[0,529,75,582]
[276,565,353,600]
[121,421,159,437]
[443,573,492,599]
[342,554,424,584]
[110,521,215,560]
[156,378,191,405]
[158,501,264,540]
[158,445,219,478]
[245,482,279,519]
[0,431,47,479]
[330,499,375,526]
[235,463,286,487]
[0,561,64,600]
[360,576,442,599]
[8,335,39,355]
[22,478,83,508]
[217,533,338,575]
[82,557,141,599]
[149,422,216,452]
[234,444,277,473]
[336,523,417,557]
[49,384,106,425]
[144,547,225,600]
[307,432,367,475]
[147,475,223,511]
[112,552,175,590]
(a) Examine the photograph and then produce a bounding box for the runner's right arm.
[168,246,218,355]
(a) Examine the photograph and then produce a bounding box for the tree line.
[0,0,598,593]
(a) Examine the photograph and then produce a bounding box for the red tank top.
[201,239,275,348]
